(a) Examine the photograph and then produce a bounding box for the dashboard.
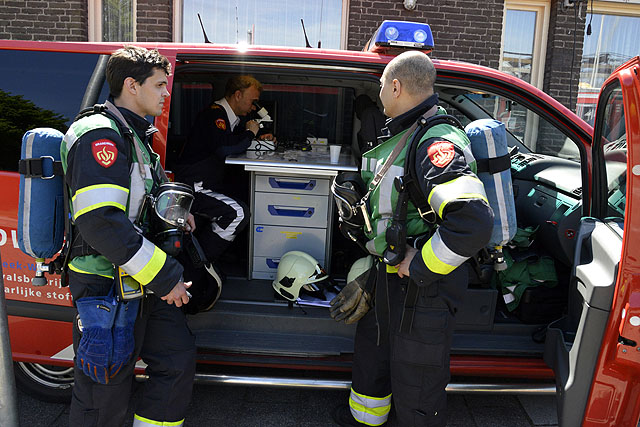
[510,153,583,267]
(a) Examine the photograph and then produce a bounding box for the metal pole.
[0,250,20,427]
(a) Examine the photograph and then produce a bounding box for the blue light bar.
[365,21,434,54]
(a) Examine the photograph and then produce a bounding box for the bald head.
[379,51,436,117]
[384,51,436,97]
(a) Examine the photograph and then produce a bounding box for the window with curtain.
[182,0,342,49]
[501,9,537,84]
[103,0,134,42]
[578,13,640,124]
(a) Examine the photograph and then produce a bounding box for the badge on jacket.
[215,118,226,130]
[427,140,455,168]
[91,139,118,168]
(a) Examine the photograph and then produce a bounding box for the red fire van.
[0,21,638,426]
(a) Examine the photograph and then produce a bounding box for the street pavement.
[17,383,559,426]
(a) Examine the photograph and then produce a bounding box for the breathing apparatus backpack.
[17,128,67,286]
[17,104,153,287]
[332,113,517,271]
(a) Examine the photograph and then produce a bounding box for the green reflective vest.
[60,112,157,278]
[360,107,475,256]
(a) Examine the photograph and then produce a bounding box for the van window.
[0,50,109,171]
[167,75,357,168]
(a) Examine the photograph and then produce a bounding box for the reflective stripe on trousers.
[349,387,392,426]
[133,414,184,426]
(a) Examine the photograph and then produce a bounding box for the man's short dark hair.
[106,46,171,98]
[224,75,263,98]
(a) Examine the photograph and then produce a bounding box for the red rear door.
[543,56,640,426]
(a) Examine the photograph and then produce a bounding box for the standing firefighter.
[330,51,494,426]
[62,46,196,426]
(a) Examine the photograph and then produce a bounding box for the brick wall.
[543,0,586,111]
[347,0,504,69]
[0,0,87,41]
[137,0,173,42]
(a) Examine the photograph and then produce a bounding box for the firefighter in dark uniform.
[62,46,196,427]
[177,76,274,287]
[331,51,494,426]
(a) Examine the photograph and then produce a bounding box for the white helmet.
[347,255,375,284]
[272,251,328,301]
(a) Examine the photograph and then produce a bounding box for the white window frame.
[88,0,137,42]
[500,0,549,151]
[500,0,550,90]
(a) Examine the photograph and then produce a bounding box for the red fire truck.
[0,21,638,426]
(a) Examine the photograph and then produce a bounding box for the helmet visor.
[154,189,194,227]
[333,192,355,221]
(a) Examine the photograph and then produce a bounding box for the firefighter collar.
[215,97,240,131]
[118,107,156,143]
[383,93,440,137]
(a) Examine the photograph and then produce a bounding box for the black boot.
[331,404,382,426]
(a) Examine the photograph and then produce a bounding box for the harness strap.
[400,279,419,335]
[476,153,510,174]
[374,260,389,346]
[18,157,63,178]
[404,113,465,223]
[394,113,464,333]
[361,120,420,203]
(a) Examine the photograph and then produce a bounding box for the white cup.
[329,145,341,164]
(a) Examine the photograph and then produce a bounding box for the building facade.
[1,0,638,117]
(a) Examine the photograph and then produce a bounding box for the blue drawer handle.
[266,258,279,269]
[267,205,315,217]
[268,177,316,191]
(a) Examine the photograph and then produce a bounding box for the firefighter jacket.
[61,106,183,297]
[178,98,254,191]
[360,94,494,287]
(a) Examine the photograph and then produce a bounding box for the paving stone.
[518,395,558,426]
[465,395,532,427]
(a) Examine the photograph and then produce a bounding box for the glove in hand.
[329,269,373,324]
[75,296,118,384]
[109,299,140,378]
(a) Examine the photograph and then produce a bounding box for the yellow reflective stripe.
[427,175,488,218]
[132,246,166,285]
[133,414,184,427]
[422,230,468,275]
[349,388,391,426]
[121,238,166,286]
[72,184,129,219]
[68,263,114,279]
[386,264,398,273]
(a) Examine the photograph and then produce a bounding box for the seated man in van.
[177,75,273,300]
[354,94,386,157]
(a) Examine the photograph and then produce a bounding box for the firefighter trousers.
[191,185,250,262]
[69,291,196,427]
[350,266,467,427]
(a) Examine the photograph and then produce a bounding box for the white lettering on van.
[10,229,19,248]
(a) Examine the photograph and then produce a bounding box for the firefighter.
[330,51,494,426]
[62,46,196,427]
[177,75,275,299]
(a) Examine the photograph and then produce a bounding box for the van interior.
[162,57,625,375]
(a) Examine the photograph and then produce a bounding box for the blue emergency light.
[365,21,434,54]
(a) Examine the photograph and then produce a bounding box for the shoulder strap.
[403,114,465,222]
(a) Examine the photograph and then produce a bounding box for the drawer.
[255,174,330,195]
[252,255,325,280]
[253,225,326,261]
[254,191,328,228]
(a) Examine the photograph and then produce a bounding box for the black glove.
[329,265,375,324]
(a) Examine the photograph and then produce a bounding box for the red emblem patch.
[91,139,118,168]
[427,141,455,168]
[215,118,226,130]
